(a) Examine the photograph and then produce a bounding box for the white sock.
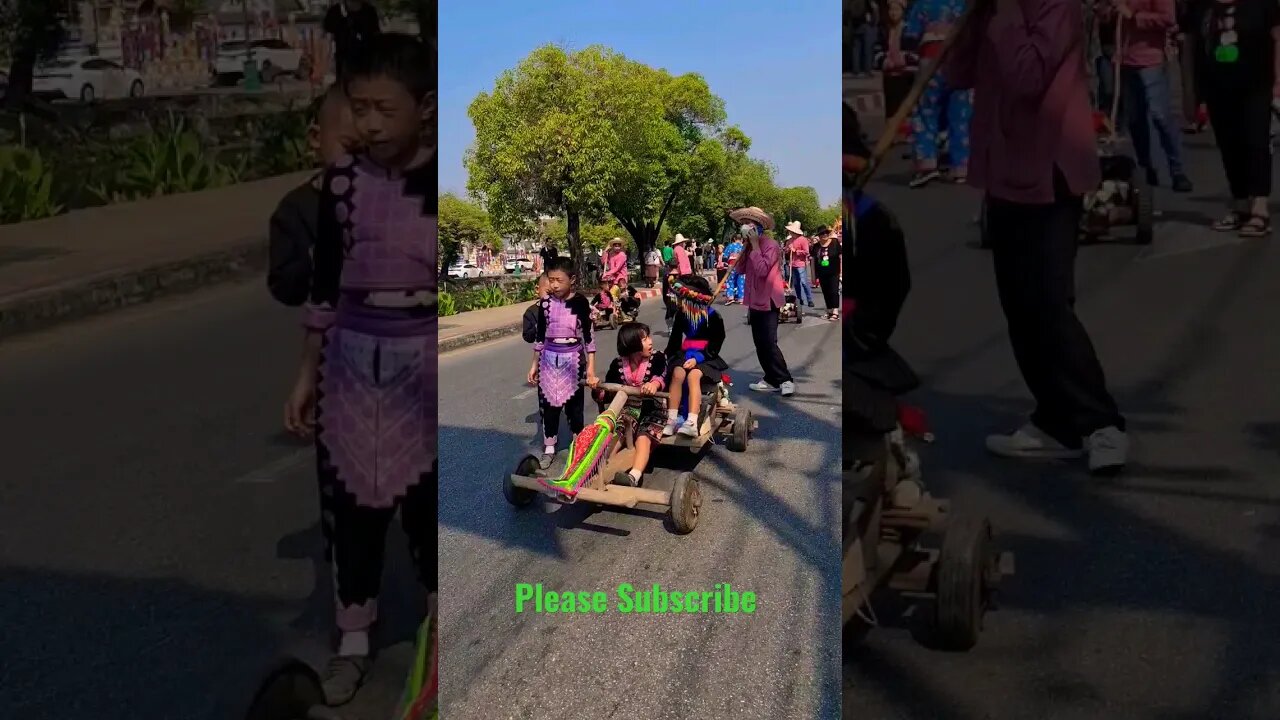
[628,469,642,481]
[686,413,699,427]
[338,630,370,657]
[666,409,679,422]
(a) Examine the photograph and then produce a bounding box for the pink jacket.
[734,236,786,311]
[603,250,628,283]
[674,245,693,275]
[947,0,1101,204]
[1099,0,1174,68]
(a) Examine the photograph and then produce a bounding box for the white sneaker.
[779,381,796,396]
[985,423,1084,460]
[661,421,677,437]
[677,419,699,437]
[1086,426,1128,474]
[749,380,779,393]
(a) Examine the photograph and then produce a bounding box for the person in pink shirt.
[731,207,795,396]
[948,0,1128,474]
[671,234,694,275]
[601,237,630,298]
[1099,0,1194,191]
[784,221,816,309]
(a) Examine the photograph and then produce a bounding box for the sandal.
[1211,211,1246,232]
[1239,214,1272,237]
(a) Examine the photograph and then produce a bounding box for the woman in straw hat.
[671,234,694,275]
[730,206,795,396]
[946,0,1127,474]
[601,237,629,301]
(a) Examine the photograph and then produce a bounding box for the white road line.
[512,388,535,400]
[232,449,311,484]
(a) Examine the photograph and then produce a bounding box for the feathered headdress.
[673,277,714,331]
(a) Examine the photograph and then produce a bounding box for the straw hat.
[607,237,625,248]
[785,220,804,235]
[729,206,775,230]
[671,234,691,245]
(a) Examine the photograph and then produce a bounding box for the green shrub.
[0,146,63,223]
[438,291,457,316]
[89,113,243,203]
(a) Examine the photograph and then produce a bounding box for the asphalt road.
[842,136,1280,719]
[438,299,843,719]
[0,283,422,720]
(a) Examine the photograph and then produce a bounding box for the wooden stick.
[852,5,983,191]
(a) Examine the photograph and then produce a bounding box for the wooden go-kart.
[503,380,756,534]
[844,427,1015,651]
[1080,154,1155,245]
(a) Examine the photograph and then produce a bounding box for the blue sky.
[439,0,840,206]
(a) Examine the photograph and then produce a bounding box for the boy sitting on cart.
[591,277,615,325]
[590,322,668,487]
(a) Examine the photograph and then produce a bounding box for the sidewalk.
[0,171,312,338]
[440,286,662,353]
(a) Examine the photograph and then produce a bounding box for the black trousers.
[317,460,438,629]
[986,175,1124,447]
[883,72,914,121]
[539,386,585,444]
[1203,80,1272,200]
[748,305,793,386]
[817,270,840,309]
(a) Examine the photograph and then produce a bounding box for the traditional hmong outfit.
[904,0,973,176]
[665,304,728,394]
[305,152,437,634]
[533,294,595,448]
[721,241,745,301]
[595,353,669,442]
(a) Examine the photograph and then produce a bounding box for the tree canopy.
[438,193,501,270]
[465,43,831,264]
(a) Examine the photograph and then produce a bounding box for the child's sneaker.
[749,380,779,393]
[662,421,677,436]
[677,418,700,437]
[613,470,641,487]
[780,381,796,396]
[539,446,556,468]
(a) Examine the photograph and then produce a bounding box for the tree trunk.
[4,52,38,110]
[566,209,583,277]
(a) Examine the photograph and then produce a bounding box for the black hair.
[342,32,435,101]
[617,322,651,356]
[546,257,577,276]
[677,273,712,295]
[814,225,829,236]
[307,83,346,123]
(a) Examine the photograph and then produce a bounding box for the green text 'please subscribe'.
[514,583,757,614]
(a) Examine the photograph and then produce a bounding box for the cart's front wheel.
[503,455,540,507]
[243,658,323,720]
[932,514,995,651]
[727,407,752,452]
[670,472,702,534]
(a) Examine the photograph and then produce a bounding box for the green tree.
[0,0,68,110]
[438,192,500,270]
[466,44,618,272]
[542,217,630,254]
[773,186,824,234]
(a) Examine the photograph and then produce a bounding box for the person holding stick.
[947,0,1129,474]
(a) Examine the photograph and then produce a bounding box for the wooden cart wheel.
[503,455,540,507]
[932,514,994,651]
[727,407,751,452]
[669,472,702,534]
[1133,174,1154,245]
[243,658,323,720]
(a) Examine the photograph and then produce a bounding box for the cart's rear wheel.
[727,407,752,452]
[932,514,994,651]
[1133,175,1155,245]
[670,472,702,534]
[243,658,323,720]
[503,455,540,507]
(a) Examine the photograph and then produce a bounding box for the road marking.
[232,449,311,484]
[512,388,535,400]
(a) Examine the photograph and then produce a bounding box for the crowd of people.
[845,0,1279,234]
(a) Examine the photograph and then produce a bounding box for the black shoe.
[614,470,640,487]
[1171,174,1193,193]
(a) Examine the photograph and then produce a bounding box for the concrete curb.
[0,240,266,339]
[439,286,664,354]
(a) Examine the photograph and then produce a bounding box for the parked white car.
[448,263,486,279]
[33,56,144,103]
[504,258,534,273]
[214,38,307,84]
